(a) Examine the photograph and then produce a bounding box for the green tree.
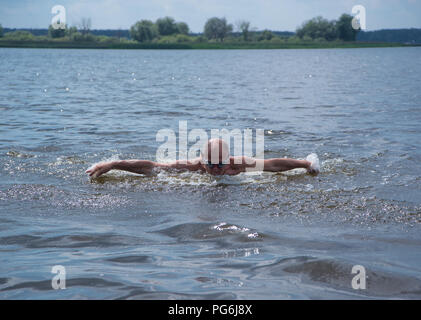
[65,26,78,37]
[258,29,274,41]
[336,14,359,41]
[0,24,3,38]
[236,20,250,41]
[296,16,337,41]
[194,35,206,43]
[70,32,84,42]
[48,24,66,38]
[204,17,233,41]
[176,22,189,35]
[156,16,178,36]
[157,34,191,44]
[80,18,91,35]
[4,30,34,41]
[130,20,157,42]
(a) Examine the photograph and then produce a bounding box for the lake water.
[0,47,421,299]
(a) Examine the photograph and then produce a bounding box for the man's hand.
[85,161,114,178]
[305,153,320,175]
[306,165,319,175]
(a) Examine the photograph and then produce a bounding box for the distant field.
[0,39,410,50]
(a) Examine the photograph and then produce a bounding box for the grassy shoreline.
[0,39,413,50]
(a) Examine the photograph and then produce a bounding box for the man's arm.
[86,160,156,178]
[86,158,202,178]
[263,158,312,172]
[231,157,316,174]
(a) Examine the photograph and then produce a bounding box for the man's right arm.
[230,157,316,174]
[86,158,202,178]
[86,160,157,178]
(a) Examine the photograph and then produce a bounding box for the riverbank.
[0,39,410,49]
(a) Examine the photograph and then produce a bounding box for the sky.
[0,0,420,32]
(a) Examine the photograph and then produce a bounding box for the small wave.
[0,184,130,210]
[155,170,216,186]
[52,155,87,165]
[6,150,35,158]
[1,277,124,292]
[94,169,280,187]
[119,290,237,300]
[106,255,155,264]
[0,233,147,249]
[155,222,262,242]
[253,256,421,298]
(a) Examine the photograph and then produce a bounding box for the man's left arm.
[263,158,311,172]
[231,157,312,173]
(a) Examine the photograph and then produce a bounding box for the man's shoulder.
[230,156,256,166]
[187,157,202,165]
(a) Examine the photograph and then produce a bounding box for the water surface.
[1,47,421,299]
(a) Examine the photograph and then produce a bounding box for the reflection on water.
[1,47,421,299]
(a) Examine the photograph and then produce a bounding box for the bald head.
[201,139,230,164]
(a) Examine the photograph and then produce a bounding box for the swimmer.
[86,138,320,178]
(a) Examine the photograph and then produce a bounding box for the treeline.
[0,19,135,44]
[1,16,420,45]
[296,14,359,41]
[0,17,294,44]
[357,28,421,44]
[128,16,287,43]
[1,27,130,38]
[0,27,295,40]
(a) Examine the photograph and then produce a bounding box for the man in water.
[86,138,319,178]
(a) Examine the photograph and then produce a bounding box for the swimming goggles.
[204,161,226,169]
